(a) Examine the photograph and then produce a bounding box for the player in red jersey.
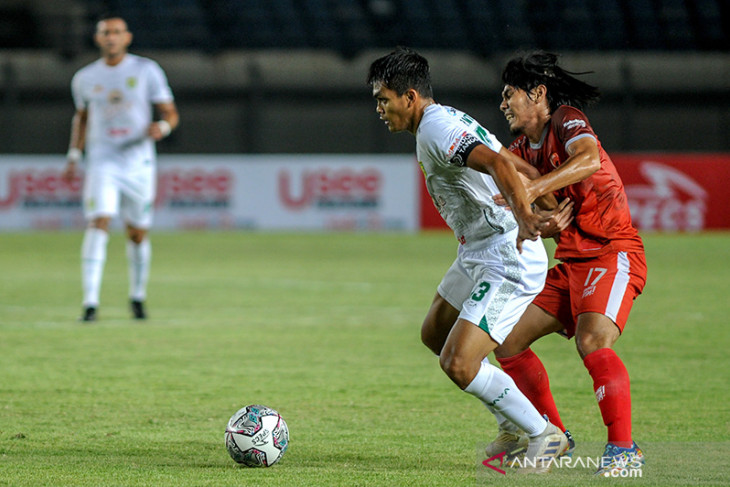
[490,51,647,475]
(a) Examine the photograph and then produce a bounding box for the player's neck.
[524,114,551,144]
[410,98,435,135]
[103,51,127,67]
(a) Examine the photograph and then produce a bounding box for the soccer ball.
[224,404,289,467]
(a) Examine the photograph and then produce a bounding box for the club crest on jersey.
[126,77,137,88]
[549,153,561,168]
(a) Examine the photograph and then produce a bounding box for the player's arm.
[498,147,558,210]
[63,108,87,183]
[466,144,547,251]
[524,136,600,201]
[148,101,179,141]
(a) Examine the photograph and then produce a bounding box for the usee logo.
[0,169,81,209]
[156,168,232,208]
[278,168,382,209]
[625,161,707,231]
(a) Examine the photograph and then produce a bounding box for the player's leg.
[569,252,647,474]
[441,318,548,435]
[421,292,460,355]
[80,170,119,321]
[421,256,472,355]
[447,239,566,470]
[121,168,155,320]
[125,223,151,319]
[442,319,566,471]
[80,216,111,321]
[495,303,568,432]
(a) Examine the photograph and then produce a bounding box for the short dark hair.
[96,12,127,25]
[367,46,433,98]
[502,50,600,112]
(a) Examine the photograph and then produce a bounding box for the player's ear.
[405,88,417,106]
[532,85,547,103]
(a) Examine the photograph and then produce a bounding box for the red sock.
[583,348,632,448]
[497,348,566,431]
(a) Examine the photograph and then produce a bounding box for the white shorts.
[83,164,156,228]
[437,234,548,344]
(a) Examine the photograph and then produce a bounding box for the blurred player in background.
[492,50,647,475]
[368,47,574,472]
[63,14,178,321]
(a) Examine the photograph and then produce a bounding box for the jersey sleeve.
[553,105,597,151]
[146,61,174,104]
[420,117,502,168]
[71,71,86,110]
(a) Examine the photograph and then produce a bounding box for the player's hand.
[537,198,574,239]
[62,161,77,184]
[147,120,171,141]
[515,210,551,253]
[493,174,536,208]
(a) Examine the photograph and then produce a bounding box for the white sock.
[81,228,108,307]
[464,361,547,437]
[481,358,509,425]
[126,238,151,302]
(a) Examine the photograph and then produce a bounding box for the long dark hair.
[367,46,433,98]
[502,51,600,112]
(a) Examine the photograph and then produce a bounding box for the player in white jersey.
[62,15,179,321]
[368,47,573,472]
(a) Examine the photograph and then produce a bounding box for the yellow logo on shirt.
[126,77,137,88]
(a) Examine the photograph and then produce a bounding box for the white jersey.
[72,53,174,170]
[416,104,517,247]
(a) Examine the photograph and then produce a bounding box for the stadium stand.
[0,1,728,154]
[1,0,728,53]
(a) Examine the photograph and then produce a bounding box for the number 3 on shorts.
[471,281,491,301]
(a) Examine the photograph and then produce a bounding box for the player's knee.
[439,352,477,389]
[575,333,608,358]
[90,217,110,232]
[126,227,146,244]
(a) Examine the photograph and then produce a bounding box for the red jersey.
[509,105,644,260]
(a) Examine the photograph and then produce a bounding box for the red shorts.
[532,251,647,338]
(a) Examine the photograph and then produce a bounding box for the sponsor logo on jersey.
[447,131,467,158]
[448,132,478,166]
[126,77,137,89]
[563,119,586,130]
[108,89,123,104]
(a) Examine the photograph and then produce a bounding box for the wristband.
[157,120,172,137]
[67,148,82,162]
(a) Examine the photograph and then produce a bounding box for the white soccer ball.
[224,404,289,467]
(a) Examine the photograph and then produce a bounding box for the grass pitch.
[0,231,728,486]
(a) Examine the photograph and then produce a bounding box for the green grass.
[0,231,728,486]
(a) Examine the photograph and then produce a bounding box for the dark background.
[1,0,729,154]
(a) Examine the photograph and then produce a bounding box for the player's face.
[372,82,412,134]
[500,84,537,136]
[94,18,132,59]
